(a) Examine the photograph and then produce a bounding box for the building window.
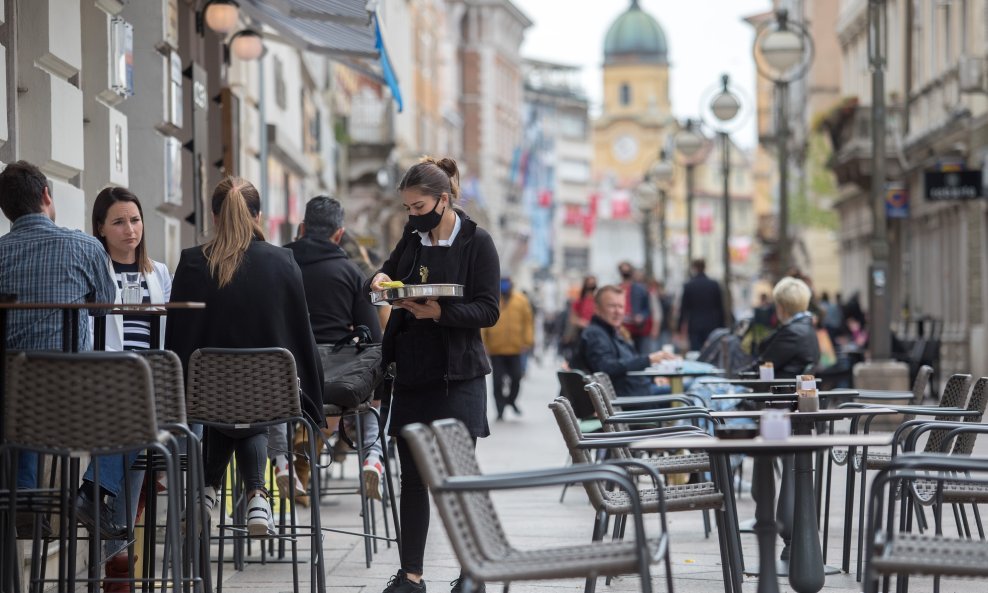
[559,159,591,183]
[274,56,287,110]
[563,247,590,271]
[619,83,631,106]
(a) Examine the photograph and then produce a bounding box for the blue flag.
[374,13,403,113]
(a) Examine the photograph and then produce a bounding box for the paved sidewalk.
[218,358,985,593]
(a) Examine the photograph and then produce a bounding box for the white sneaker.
[362,458,384,501]
[182,485,217,535]
[274,460,307,497]
[246,494,276,538]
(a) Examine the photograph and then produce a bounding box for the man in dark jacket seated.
[576,285,675,397]
[754,276,820,377]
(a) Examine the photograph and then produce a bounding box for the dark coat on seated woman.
[756,314,820,378]
[165,240,324,424]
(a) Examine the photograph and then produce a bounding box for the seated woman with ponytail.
[165,176,323,537]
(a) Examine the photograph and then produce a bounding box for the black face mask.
[408,198,445,234]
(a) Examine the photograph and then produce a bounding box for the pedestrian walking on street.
[618,261,652,354]
[482,276,535,420]
[367,157,500,593]
[678,258,725,351]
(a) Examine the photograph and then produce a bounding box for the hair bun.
[421,155,458,179]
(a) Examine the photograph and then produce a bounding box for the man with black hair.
[285,196,388,501]
[0,160,116,536]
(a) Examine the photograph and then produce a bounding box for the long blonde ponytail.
[204,176,264,288]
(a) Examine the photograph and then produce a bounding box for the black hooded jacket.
[363,211,500,382]
[285,236,382,344]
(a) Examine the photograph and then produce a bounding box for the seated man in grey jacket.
[577,285,674,397]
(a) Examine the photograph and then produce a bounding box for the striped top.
[112,261,153,351]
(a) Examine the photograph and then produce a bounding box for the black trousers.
[396,434,476,575]
[490,354,523,417]
[203,426,268,492]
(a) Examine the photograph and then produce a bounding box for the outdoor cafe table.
[0,301,205,442]
[631,432,893,593]
[627,365,725,393]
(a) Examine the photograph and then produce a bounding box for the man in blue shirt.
[0,160,116,536]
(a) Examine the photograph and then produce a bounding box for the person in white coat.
[83,186,172,587]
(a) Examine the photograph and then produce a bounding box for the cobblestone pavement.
[216,357,985,593]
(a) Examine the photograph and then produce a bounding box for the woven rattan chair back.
[4,352,158,453]
[585,383,632,463]
[921,373,973,454]
[186,348,301,425]
[950,377,988,456]
[557,369,595,419]
[136,350,186,426]
[591,372,619,417]
[910,365,933,405]
[549,397,609,509]
[401,423,490,576]
[430,419,512,560]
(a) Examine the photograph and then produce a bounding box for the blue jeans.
[83,452,144,556]
[17,451,38,489]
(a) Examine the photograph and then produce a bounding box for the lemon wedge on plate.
[378,281,405,289]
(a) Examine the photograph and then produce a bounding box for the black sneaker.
[76,489,127,539]
[383,570,426,593]
[15,514,53,539]
[450,576,485,593]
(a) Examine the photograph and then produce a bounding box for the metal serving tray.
[370,283,464,305]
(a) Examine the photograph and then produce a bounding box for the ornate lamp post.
[649,154,674,280]
[635,181,659,281]
[674,120,705,274]
[753,9,814,279]
[701,74,743,324]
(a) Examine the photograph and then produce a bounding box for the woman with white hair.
[755,276,820,377]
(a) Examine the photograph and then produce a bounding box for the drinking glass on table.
[121,272,142,305]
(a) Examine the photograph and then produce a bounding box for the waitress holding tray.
[367,156,500,593]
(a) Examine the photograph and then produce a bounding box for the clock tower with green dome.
[593,0,673,187]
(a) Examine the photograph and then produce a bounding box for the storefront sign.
[109,17,134,97]
[885,184,909,218]
[924,169,983,201]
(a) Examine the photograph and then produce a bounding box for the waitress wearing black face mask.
[366,156,500,593]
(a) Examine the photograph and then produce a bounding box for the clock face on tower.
[612,134,639,163]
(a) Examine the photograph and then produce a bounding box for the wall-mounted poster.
[165,136,182,205]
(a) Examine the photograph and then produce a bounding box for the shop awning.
[240,0,379,59]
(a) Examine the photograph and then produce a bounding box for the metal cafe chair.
[1,352,183,593]
[185,348,326,593]
[403,418,674,593]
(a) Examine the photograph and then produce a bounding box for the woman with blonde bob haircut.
[754,276,820,377]
[166,176,323,538]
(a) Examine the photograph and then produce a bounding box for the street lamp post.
[704,74,742,324]
[868,0,891,359]
[635,182,658,280]
[753,9,814,279]
[650,154,674,280]
[674,120,704,275]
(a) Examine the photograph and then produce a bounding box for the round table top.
[0,302,204,311]
[630,433,893,453]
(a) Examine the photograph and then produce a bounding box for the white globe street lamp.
[200,0,241,35]
[753,9,814,279]
[701,74,745,325]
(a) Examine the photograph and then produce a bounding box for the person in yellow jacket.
[482,277,535,420]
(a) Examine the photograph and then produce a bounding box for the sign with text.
[924,169,984,201]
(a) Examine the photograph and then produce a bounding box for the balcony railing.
[349,97,394,146]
